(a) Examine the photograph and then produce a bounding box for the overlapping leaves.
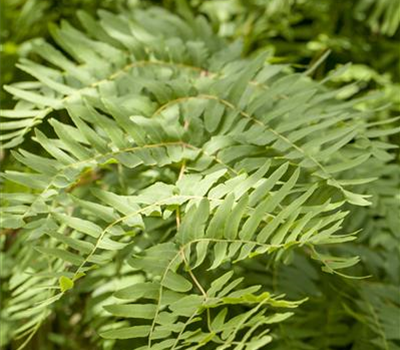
[1,6,398,350]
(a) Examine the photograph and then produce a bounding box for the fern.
[355,0,400,36]
[1,5,399,350]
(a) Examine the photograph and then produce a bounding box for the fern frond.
[1,6,399,350]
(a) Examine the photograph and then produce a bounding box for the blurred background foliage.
[1,0,399,349]
[0,0,136,107]
[179,0,400,116]
[1,0,399,114]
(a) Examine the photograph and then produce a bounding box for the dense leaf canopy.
[0,1,399,350]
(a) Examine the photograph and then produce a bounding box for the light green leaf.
[59,276,74,292]
[100,325,151,339]
[103,304,157,319]
[162,271,193,292]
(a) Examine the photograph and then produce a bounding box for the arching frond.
[1,6,398,350]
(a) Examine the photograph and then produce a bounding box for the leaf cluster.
[0,3,399,350]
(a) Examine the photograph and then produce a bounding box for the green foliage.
[189,0,400,117]
[0,0,133,107]
[0,2,399,350]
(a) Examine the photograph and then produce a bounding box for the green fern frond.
[1,6,399,350]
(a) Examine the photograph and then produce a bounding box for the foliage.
[0,1,399,350]
[0,0,133,107]
[186,0,400,117]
